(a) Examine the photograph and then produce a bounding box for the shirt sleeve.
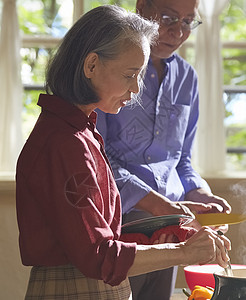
[96,110,152,214]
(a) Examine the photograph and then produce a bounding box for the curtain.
[0,0,23,174]
[194,0,230,175]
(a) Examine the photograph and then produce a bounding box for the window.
[19,0,139,139]
[224,89,246,171]
[18,0,73,138]
[1,0,245,174]
[221,1,246,171]
[179,0,246,173]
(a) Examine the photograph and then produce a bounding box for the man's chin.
[151,47,176,60]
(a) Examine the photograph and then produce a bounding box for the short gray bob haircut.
[45,5,159,105]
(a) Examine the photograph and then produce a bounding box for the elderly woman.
[16,5,230,300]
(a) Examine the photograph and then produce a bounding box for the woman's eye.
[126,74,136,79]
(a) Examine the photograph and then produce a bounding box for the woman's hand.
[128,226,231,277]
[180,227,231,268]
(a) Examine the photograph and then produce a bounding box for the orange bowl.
[184,264,246,291]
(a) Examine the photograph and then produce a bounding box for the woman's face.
[90,43,149,114]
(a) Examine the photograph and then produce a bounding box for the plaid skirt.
[25,264,132,300]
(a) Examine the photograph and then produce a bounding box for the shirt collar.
[37,94,97,131]
[149,53,175,65]
[164,54,176,64]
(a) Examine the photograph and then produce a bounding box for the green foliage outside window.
[18,0,70,138]
[18,0,65,35]
[220,0,246,86]
[220,1,246,171]
[22,90,43,138]
[87,0,135,11]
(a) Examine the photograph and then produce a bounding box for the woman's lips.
[120,98,131,106]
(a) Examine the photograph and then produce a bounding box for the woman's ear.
[84,52,99,79]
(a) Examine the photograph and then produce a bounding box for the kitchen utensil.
[121,214,193,237]
[211,268,246,299]
[195,213,246,227]
[217,230,233,277]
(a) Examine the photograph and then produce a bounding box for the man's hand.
[134,189,231,233]
[183,188,231,233]
[184,188,231,214]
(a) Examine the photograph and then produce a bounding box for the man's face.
[137,0,199,59]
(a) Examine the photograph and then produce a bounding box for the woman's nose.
[129,77,140,94]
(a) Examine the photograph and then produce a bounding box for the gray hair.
[45,5,159,105]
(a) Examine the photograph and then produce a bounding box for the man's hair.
[45,5,158,105]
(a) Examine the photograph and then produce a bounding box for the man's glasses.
[161,15,202,31]
[150,1,202,31]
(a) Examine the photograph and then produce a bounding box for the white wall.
[0,181,30,300]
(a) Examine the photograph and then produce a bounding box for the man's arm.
[96,110,203,218]
[96,109,153,214]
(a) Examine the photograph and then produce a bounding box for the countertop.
[171,289,187,299]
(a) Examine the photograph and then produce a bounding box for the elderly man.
[96,0,231,299]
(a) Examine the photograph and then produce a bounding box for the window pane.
[220,0,246,42]
[220,0,246,171]
[222,48,246,86]
[22,90,43,139]
[21,47,52,138]
[86,0,136,11]
[221,0,246,86]
[21,47,52,85]
[17,0,73,139]
[224,92,246,171]
[17,0,73,37]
